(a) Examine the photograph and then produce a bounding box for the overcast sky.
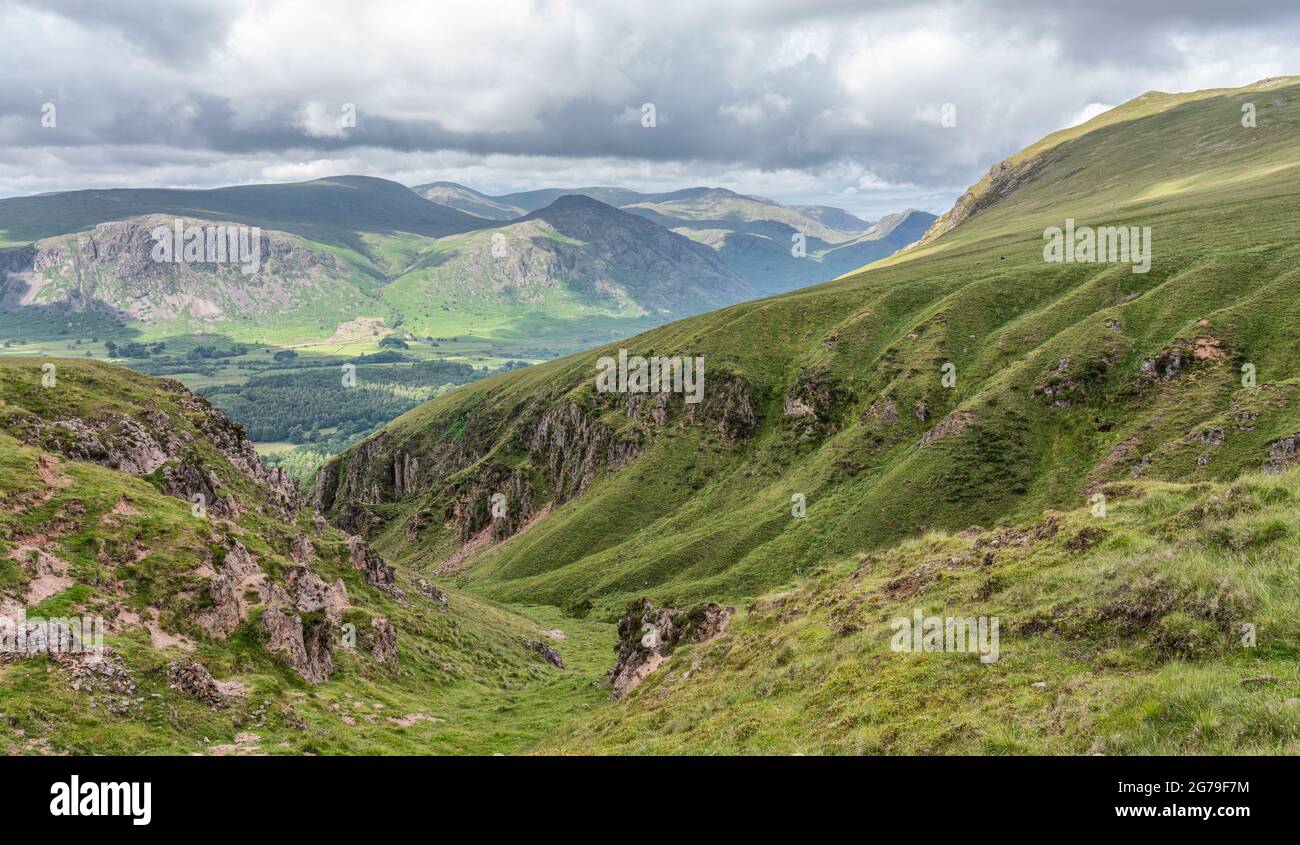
[3,0,1299,218]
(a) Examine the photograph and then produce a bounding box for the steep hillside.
[319,77,1300,625]
[0,358,613,754]
[1,215,388,341]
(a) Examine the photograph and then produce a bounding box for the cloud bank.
[3,0,1299,217]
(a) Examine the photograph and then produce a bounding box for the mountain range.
[0,176,922,358]
[413,180,935,295]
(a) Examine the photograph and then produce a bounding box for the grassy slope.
[544,469,1300,754]
[0,358,613,754]
[332,76,1300,621]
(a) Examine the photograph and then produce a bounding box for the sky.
[3,0,1300,218]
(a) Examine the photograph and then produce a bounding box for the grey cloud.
[2,0,1299,216]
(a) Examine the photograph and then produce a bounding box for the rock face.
[1,216,354,332]
[162,457,236,518]
[346,536,401,597]
[609,597,732,698]
[15,384,301,519]
[263,605,333,684]
[522,637,565,668]
[290,534,315,564]
[28,416,175,476]
[285,565,349,623]
[196,541,264,638]
[370,618,399,666]
[527,401,641,506]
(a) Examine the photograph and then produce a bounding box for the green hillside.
[545,469,1300,754]
[0,358,613,754]
[320,75,1300,620]
[303,76,1300,755]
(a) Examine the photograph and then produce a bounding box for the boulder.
[522,637,565,668]
[609,597,732,698]
[165,659,246,708]
[417,578,449,611]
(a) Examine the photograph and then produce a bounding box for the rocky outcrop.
[370,618,398,666]
[316,368,755,567]
[448,467,536,542]
[417,578,449,610]
[313,431,412,514]
[922,152,1053,242]
[919,409,973,447]
[782,371,844,422]
[191,398,300,514]
[0,627,140,716]
[864,395,900,423]
[782,370,848,441]
[196,541,263,638]
[165,659,247,707]
[290,534,314,565]
[162,457,236,518]
[284,565,349,623]
[263,605,333,684]
[1262,433,1300,474]
[686,373,758,444]
[527,401,640,504]
[609,597,732,698]
[15,388,299,519]
[1139,342,1196,384]
[346,535,400,596]
[522,637,565,668]
[26,415,174,476]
